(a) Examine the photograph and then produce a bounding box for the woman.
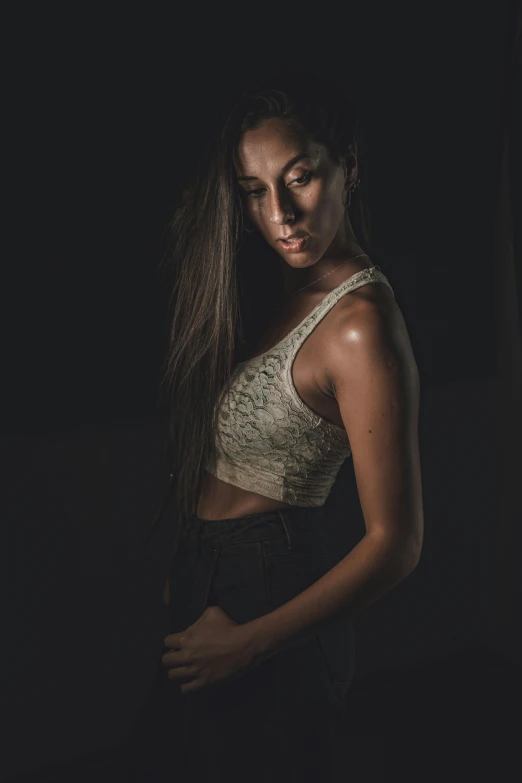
[132,70,424,782]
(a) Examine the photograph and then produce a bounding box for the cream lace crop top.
[204,266,395,507]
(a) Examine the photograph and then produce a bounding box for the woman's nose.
[268,188,295,225]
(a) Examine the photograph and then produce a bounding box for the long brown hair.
[141,69,375,549]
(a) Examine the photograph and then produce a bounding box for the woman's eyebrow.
[237,152,313,182]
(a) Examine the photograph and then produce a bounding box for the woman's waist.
[196,470,294,522]
[182,502,326,549]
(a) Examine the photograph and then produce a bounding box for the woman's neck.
[280,244,369,297]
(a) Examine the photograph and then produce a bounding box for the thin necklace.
[290,252,372,296]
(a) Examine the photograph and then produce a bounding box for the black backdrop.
[2,1,521,780]
[3,1,513,436]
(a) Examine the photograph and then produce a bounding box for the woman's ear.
[339,157,348,192]
[341,152,358,191]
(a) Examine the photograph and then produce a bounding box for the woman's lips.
[277,235,310,253]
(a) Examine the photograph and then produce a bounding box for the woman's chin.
[280,253,317,269]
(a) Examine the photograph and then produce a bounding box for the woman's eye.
[245,171,312,199]
[292,171,312,186]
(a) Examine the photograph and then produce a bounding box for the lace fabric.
[205,267,395,506]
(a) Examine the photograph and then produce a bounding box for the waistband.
[180,504,326,551]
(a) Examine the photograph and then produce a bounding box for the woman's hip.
[166,504,355,714]
[167,504,329,633]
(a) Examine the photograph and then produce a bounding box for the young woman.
[134,70,424,782]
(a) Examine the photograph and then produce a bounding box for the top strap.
[288,266,394,347]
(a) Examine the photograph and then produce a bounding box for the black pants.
[128,505,355,783]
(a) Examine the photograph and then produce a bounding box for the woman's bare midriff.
[195,470,295,520]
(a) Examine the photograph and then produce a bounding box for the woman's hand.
[161,606,256,694]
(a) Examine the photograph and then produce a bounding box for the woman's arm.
[242,293,424,663]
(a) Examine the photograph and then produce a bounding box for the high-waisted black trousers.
[127,504,355,783]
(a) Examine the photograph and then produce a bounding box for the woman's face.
[234,117,354,268]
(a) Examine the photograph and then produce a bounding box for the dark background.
[2,0,513,434]
[2,1,521,780]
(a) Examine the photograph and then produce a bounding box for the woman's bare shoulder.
[321,280,417,386]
